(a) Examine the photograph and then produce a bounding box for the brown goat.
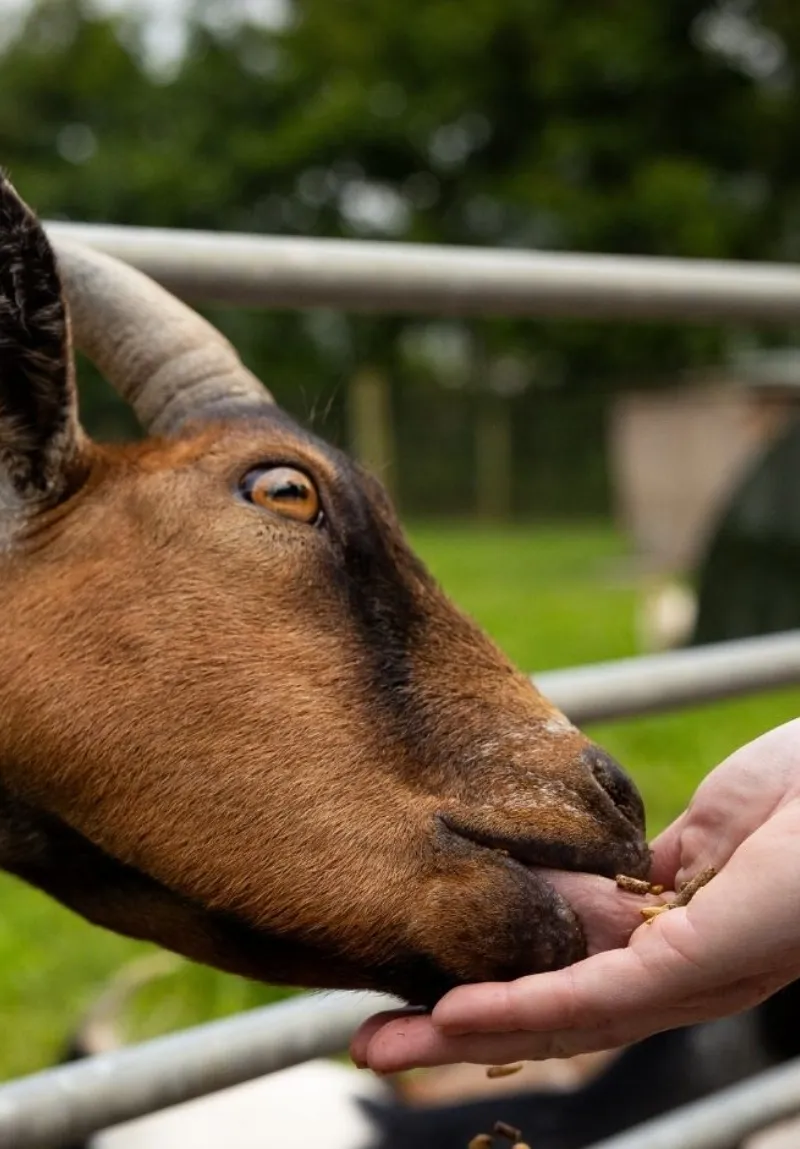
[0,174,648,1007]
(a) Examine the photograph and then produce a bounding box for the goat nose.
[583,745,646,832]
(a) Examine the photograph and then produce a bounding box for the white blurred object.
[637,580,697,652]
[72,954,393,1149]
[90,1058,391,1149]
[745,1115,800,1149]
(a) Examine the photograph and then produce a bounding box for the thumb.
[649,811,686,888]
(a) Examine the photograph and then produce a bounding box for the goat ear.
[0,172,84,513]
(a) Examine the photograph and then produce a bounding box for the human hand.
[352,719,800,1072]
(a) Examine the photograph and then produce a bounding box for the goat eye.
[241,466,321,524]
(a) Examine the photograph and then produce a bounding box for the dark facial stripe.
[192,405,433,740]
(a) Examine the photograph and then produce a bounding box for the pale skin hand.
[351,719,800,1073]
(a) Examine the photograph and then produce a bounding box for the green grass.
[1,520,797,1080]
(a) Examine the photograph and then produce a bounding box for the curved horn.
[50,239,273,436]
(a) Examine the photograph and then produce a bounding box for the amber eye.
[240,466,321,524]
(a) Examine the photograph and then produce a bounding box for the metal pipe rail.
[45,220,800,322]
[538,628,800,724]
[5,996,800,1149]
[586,1054,800,1149]
[0,990,402,1149]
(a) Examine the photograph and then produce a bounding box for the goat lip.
[438,814,650,881]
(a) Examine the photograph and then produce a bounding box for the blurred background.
[3,0,800,1081]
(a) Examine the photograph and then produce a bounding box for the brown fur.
[0,175,649,1006]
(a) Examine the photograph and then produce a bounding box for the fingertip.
[362,1013,443,1074]
[349,1009,420,1066]
[349,1028,370,1067]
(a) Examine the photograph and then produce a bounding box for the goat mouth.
[439,814,651,881]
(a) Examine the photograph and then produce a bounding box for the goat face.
[0,175,648,1006]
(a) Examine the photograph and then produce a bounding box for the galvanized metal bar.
[586,1054,800,1149]
[537,629,800,724]
[0,990,401,1149]
[45,221,800,322]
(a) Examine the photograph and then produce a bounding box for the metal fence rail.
[0,991,402,1149]
[587,1054,800,1149]
[538,629,800,723]
[44,220,800,322]
[4,989,800,1149]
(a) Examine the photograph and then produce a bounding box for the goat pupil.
[243,466,320,523]
[273,480,304,500]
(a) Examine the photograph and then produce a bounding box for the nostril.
[583,746,646,832]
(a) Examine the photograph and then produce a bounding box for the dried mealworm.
[641,904,670,921]
[672,866,716,907]
[615,874,652,895]
[641,866,717,922]
[493,1120,523,1142]
[468,1136,493,1149]
[486,1063,523,1079]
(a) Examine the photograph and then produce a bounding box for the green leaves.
[4,0,800,505]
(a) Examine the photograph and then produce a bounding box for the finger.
[432,945,661,1036]
[363,1002,688,1072]
[364,967,786,1073]
[350,1009,423,1067]
[361,1012,610,1073]
[649,812,687,887]
[675,968,788,1013]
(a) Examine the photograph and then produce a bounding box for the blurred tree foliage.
[3,0,800,514]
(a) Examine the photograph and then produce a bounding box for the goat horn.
[51,239,273,436]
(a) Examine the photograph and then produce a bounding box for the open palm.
[352,720,800,1073]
